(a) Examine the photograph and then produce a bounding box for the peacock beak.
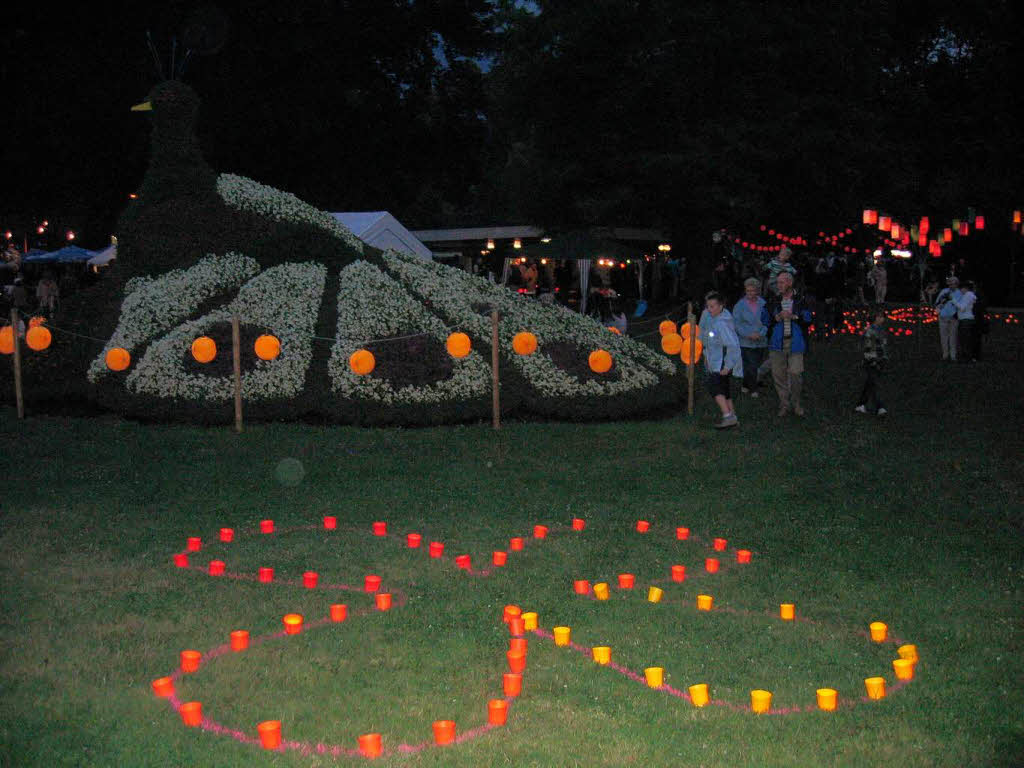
[131,101,153,112]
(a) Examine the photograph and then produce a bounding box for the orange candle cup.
[323,515,337,530]
[816,688,838,711]
[688,683,709,707]
[521,611,538,631]
[509,637,528,655]
[258,567,273,583]
[151,676,174,697]
[533,525,548,539]
[180,701,202,727]
[432,720,456,746]
[407,533,422,548]
[636,520,650,533]
[503,672,522,697]
[647,586,664,603]
[503,605,522,623]
[428,541,444,558]
[869,622,888,642]
[571,518,585,531]
[553,626,571,646]
[488,698,508,725]
[617,573,635,589]
[230,630,249,652]
[455,554,471,569]
[186,536,202,552]
[510,537,524,552]
[697,594,714,611]
[751,689,772,714]
[592,646,612,665]
[282,613,303,635]
[704,557,720,573]
[180,650,201,673]
[671,564,686,582]
[676,526,690,540]
[507,650,526,673]
[713,537,727,551]
[330,603,348,622]
[372,521,387,536]
[303,571,319,589]
[644,667,664,688]
[893,658,915,680]
[573,579,590,595]
[508,617,525,637]
[375,593,393,611]
[493,550,508,566]
[358,733,383,758]
[897,644,919,663]
[219,527,234,543]
[593,582,610,600]
[260,519,274,534]
[173,553,188,568]
[208,560,225,576]
[257,720,282,750]
[780,603,795,621]
[736,549,752,564]
[364,574,382,592]
[865,676,886,700]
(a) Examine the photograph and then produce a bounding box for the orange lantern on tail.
[446,332,471,358]
[0,325,13,355]
[661,333,683,355]
[191,336,216,363]
[26,326,52,351]
[350,349,375,375]
[28,316,46,328]
[254,334,281,361]
[658,320,677,336]
[588,349,613,373]
[680,339,703,365]
[106,347,131,371]
[512,332,537,355]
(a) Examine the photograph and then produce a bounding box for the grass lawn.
[1,321,1022,766]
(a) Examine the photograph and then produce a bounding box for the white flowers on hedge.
[87,253,260,382]
[124,262,327,401]
[215,173,364,253]
[329,261,490,404]
[381,250,676,398]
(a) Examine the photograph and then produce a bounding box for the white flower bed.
[328,261,490,404]
[381,250,676,398]
[87,253,260,382]
[215,173,364,253]
[125,262,326,401]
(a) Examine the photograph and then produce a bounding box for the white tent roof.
[331,211,432,260]
[87,245,117,266]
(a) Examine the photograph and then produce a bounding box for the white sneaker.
[750,391,759,398]
[854,405,867,414]
[877,408,888,416]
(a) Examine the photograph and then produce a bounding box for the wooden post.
[10,308,24,419]
[491,309,500,430]
[231,314,243,433]
[686,301,696,416]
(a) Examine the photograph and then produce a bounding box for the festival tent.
[22,249,59,263]
[330,211,432,260]
[50,245,96,263]
[87,245,117,266]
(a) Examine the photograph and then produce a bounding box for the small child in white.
[855,306,889,415]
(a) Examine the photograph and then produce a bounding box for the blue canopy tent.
[51,245,96,263]
[22,249,58,263]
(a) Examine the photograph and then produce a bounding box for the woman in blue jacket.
[700,291,743,429]
[732,277,768,397]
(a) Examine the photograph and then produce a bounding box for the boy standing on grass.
[855,306,889,416]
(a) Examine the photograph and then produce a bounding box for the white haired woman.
[732,277,767,396]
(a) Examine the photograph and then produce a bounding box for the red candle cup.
[375,592,392,611]
[428,541,444,558]
[572,518,586,531]
[323,515,337,530]
[736,549,752,564]
[503,672,523,697]
[617,573,635,589]
[258,566,274,583]
[488,698,508,725]
[509,637,528,655]
[151,676,174,697]
[455,554,471,570]
[502,605,522,623]
[713,537,727,551]
[705,557,720,573]
[219,527,234,543]
[302,571,319,589]
[330,603,348,622]
[282,613,303,635]
[180,650,201,673]
[364,574,382,592]
[208,560,225,576]
[509,537,524,552]
[432,720,456,746]
[372,521,387,536]
[260,519,274,534]
[508,617,525,637]
[186,537,202,552]
[636,520,650,533]
[573,579,590,595]
[358,733,382,758]
[407,533,422,548]
[173,553,189,568]
[533,525,548,539]
[257,720,282,750]
[230,630,249,652]
[493,551,508,566]
[180,701,202,727]
[507,649,526,673]
[676,527,690,540]
[671,564,686,582]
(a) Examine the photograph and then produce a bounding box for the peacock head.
[132,80,201,143]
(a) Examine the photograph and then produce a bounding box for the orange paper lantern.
[975,215,985,230]
[661,332,683,355]
[0,326,13,355]
[254,334,281,361]
[863,209,878,225]
[512,331,537,355]
[588,349,613,373]
[105,347,131,371]
[191,336,217,363]
[25,325,52,351]
[680,321,700,338]
[606,326,622,335]
[658,320,677,336]
[28,316,46,328]
[349,349,375,375]
[878,215,891,232]
[680,339,703,364]
[446,332,471,358]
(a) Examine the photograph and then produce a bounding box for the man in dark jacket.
[761,271,813,416]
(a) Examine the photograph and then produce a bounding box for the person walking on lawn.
[855,305,889,415]
[762,271,813,417]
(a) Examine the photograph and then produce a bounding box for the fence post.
[232,314,243,433]
[10,308,24,419]
[686,302,695,416]
[491,309,500,430]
